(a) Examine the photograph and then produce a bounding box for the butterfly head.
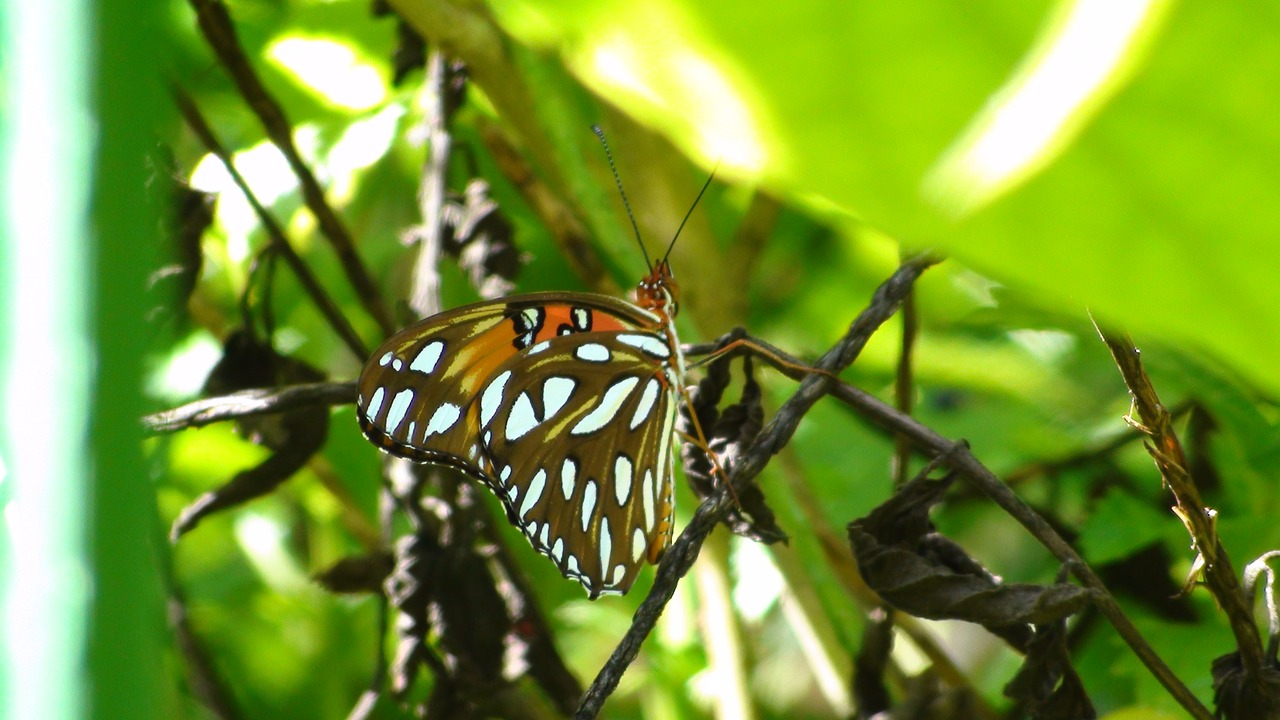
[635,259,679,319]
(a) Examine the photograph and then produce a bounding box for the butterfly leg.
[675,383,742,506]
[690,335,841,384]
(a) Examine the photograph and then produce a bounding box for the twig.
[142,381,355,434]
[169,594,244,720]
[409,50,454,318]
[172,89,371,360]
[573,254,940,719]
[892,282,918,488]
[188,0,396,338]
[1096,326,1265,678]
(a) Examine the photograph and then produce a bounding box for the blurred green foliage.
[152,1,1280,718]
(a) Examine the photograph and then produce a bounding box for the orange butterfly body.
[357,262,683,597]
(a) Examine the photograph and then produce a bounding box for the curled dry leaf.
[170,330,329,540]
[848,473,1092,637]
[442,178,521,297]
[852,611,895,717]
[680,354,787,544]
[1003,619,1096,719]
[313,552,394,595]
[1211,651,1280,720]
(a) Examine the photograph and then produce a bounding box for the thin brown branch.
[172,89,370,360]
[1096,326,1265,679]
[892,284,918,488]
[142,381,355,434]
[188,0,395,338]
[169,594,243,720]
[409,50,454,318]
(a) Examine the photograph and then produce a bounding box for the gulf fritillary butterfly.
[356,261,685,598]
[354,129,729,597]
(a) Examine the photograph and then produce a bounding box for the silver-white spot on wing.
[521,469,547,520]
[386,389,415,433]
[366,387,385,419]
[616,333,670,359]
[630,378,661,430]
[528,340,551,355]
[542,376,575,418]
[614,454,633,505]
[539,523,550,548]
[424,402,461,436]
[574,342,611,363]
[611,564,625,585]
[571,376,640,435]
[479,370,513,428]
[551,538,564,563]
[378,351,394,367]
[409,340,445,374]
[505,392,539,440]
[561,458,577,500]
[581,480,597,532]
[632,527,646,561]
[599,516,613,580]
[642,468,656,530]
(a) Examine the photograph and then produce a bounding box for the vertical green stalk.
[87,0,168,717]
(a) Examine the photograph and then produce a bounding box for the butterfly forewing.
[356,292,659,476]
[476,331,678,597]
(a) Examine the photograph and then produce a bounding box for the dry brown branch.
[1096,326,1266,681]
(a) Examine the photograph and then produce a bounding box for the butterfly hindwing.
[476,331,679,597]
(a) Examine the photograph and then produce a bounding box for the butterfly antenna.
[592,125,652,272]
[662,162,719,264]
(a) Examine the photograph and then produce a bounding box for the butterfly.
[355,254,689,598]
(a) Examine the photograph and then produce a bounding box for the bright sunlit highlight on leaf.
[578,14,767,175]
[327,104,404,201]
[190,141,299,263]
[266,36,387,111]
[235,512,310,593]
[731,539,782,622]
[925,0,1171,216]
[144,331,222,401]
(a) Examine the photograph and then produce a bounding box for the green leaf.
[490,0,1280,394]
